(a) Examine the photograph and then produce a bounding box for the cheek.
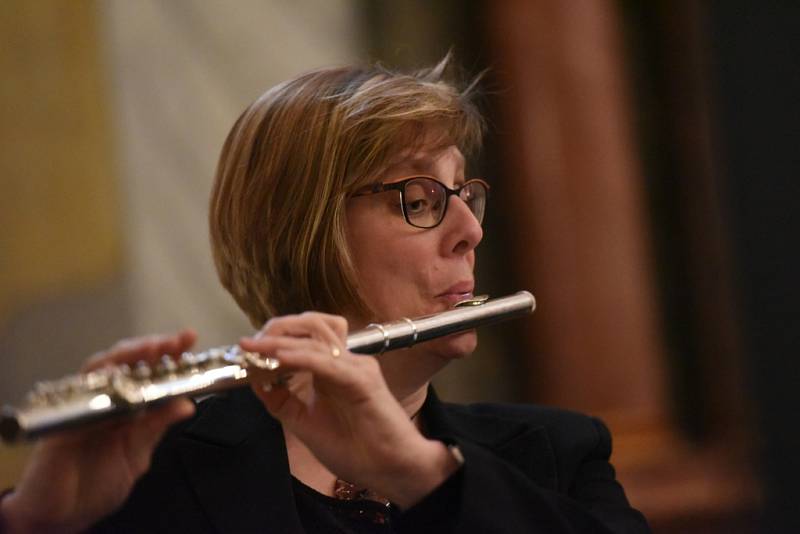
[346,202,445,320]
[346,207,417,309]
[356,239,433,310]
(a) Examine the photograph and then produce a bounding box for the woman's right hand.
[0,330,198,534]
[241,313,460,509]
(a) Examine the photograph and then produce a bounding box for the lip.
[436,281,475,306]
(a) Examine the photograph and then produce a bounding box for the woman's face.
[345,142,483,384]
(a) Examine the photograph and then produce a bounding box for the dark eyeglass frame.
[351,175,490,229]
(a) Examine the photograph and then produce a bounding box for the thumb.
[125,399,195,472]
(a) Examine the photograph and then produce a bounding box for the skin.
[0,142,485,530]
[347,143,483,403]
[241,142,484,507]
[0,331,198,534]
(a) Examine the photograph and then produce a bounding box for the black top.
[92,386,650,533]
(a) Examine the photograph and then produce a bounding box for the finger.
[251,372,315,423]
[325,315,349,343]
[250,368,311,395]
[83,329,197,372]
[243,326,370,395]
[83,337,160,371]
[296,312,348,346]
[106,329,196,363]
[64,396,195,445]
[250,375,293,413]
[136,398,196,443]
[270,346,380,396]
[239,335,331,360]
[241,336,348,387]
[254,313,347,347]
[245,312,347,352]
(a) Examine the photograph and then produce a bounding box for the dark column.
[707,3,800,532]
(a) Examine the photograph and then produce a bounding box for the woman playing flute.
[0,57,649,533]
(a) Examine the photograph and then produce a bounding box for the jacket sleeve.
[395,417,650,534]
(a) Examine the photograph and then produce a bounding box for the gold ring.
[331,345,341,358]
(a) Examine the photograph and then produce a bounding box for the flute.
[0,291,535,443]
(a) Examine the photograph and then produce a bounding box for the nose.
[440,195,483,256]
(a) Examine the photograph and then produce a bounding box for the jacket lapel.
[177,389,304,533]
[423,387,559,491]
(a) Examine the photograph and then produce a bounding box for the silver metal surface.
[0,291,535,442]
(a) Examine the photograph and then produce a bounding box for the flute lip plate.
[454,294,490,308]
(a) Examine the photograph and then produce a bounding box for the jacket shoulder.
[444,401,609,448]
[441,401,613,489]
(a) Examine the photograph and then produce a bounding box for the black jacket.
[93,387,650,533]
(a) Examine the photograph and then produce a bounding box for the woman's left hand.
[239,312,458,508]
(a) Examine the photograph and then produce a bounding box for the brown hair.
[209,56,485,327]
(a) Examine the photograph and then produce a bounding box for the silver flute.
[0,291,535,443]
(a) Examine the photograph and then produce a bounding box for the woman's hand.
[240,313,459,508]
[0,331,197,534]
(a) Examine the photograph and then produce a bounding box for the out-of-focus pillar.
[487,0,756,527]
[488,0,668,433]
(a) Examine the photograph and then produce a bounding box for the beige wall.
[0,0,127,488]
[1,0,502,491]
[1,0,362,489]
[101,0,363,347]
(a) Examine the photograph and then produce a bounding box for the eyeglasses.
[351,175,489,229]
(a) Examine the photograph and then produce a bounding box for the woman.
[0,58,649,533]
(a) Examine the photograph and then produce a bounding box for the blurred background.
[1,1,798,532]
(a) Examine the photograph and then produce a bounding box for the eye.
[405,197,429,214]
[404,181,433,215]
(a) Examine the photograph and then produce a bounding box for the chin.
[432,330,478,360]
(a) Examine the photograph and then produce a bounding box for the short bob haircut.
[209,56,485,327]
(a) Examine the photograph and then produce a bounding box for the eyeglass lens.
[402,177,486,228]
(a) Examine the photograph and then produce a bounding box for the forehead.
[382,144,465,178]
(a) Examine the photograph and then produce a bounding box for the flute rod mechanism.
[0,291,535,443]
